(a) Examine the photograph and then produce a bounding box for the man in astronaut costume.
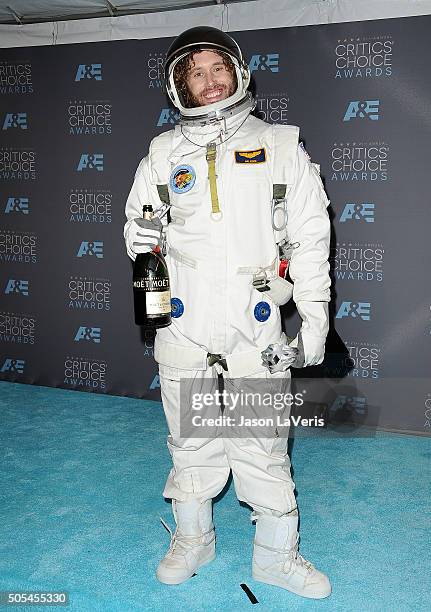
[124,27,331,599]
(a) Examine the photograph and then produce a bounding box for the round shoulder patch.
[170,165,196,194]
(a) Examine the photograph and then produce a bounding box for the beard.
[188,81,236,107]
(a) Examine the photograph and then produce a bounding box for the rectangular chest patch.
[234,148,266,164]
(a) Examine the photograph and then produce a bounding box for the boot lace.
[160,517,207,559]
[256,531,315,573]
[286,532,314,572]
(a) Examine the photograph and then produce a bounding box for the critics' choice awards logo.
[336,301,371,321]
[347,342,380,379]
[76,241,104,258]
[74,326,101,343]
[255,93,289,123]
[68,276,111,311]
[157,108,180,127]
[248,54,279,73]
[339,202,374,223]
[0,61,33,94]
[77,153,104,171]
[4,279,29,296]
[147,52,166,89]
[1,358,25,373]
[331,142,388,181]
[69,189,112,223]
[343,100,380,122]
[0,148,36,180]
[4,197,29,214]
[2,113,28,130]
[324,341,380,379]
[68,100,112,135]
[331,243,384,282]
[0,311,36,344]
[64,356,107,389]
[75,64,102,81]
[0,230,37,263]
[334,36,393,79]
[142,329,155,358]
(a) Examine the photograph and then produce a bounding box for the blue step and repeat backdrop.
[0,15,430,434]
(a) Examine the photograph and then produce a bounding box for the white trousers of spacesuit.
[159,362,296,515]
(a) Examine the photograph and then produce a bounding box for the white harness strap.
[237,259,277,276]
[168,246,198,269]
[270,124,299,244]
[154,335,288,377]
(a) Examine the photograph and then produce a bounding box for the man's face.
[185,50,236,107]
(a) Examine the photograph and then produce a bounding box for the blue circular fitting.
[171,297,184,318]
[254,301,271,322]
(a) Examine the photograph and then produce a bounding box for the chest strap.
[206,142,222,220]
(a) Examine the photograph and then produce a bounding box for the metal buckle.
[252,269,269,291]
[279,239,300,260]
[271,197,288,232]
[207,353,228,371]
[161,233,167,256]
[206,142,217,161]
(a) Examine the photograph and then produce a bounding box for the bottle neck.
[142,205,153,220]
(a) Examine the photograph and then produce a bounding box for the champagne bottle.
[133,205,171,328]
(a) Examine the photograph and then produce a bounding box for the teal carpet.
[0,381,429,611]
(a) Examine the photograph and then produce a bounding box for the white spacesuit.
[124,27,331,599]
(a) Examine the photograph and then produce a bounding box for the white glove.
[261,342,299,373]
[289,331,325,367]
[291,301,329,366]
[125,217,162,260]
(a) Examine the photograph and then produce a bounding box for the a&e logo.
[77,154,104,172]
[343,100,380,121]
[74,326,101,343]
[249,54,279,73]
[5,279,29,296]
[336,301,371,321]
[4,197,29,214]
[76,241,104,258]
[339,202,375,223]
[2,113,28,130]
[1,358,25,373]
[157,108,180,127]
[75,64,102,81]
[149,374,160,390]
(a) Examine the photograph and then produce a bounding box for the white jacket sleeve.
[124,154,167,261]
[124,156,150,258]
[286,145,331,366]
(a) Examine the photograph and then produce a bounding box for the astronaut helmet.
[164,26,252,124]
